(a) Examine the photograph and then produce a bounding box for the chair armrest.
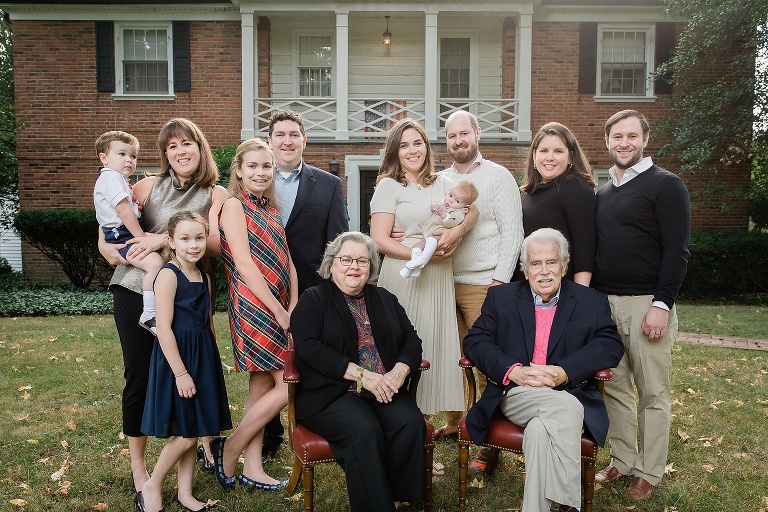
[409,359,430,401]
[594,369,612,381]
[458,357,477,408]
[282,337,301,383]
[459,357,474,369]
[419,359,430,371]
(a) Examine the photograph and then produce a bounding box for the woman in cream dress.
[370,118,477,417]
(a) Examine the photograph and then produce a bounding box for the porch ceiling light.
[383,16,392,45]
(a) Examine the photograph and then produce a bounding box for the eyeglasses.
[335,256,371,267]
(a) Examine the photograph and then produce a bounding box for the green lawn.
[0,308,766,511]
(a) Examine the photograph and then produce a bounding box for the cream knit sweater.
[441,159,523,285]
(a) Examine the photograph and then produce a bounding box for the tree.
[655,0,762,218]
[0,9,17,231]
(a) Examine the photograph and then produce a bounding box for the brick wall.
[14,19,243,282]
[12,16,750,283]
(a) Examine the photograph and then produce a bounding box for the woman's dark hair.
[521,122,594,194]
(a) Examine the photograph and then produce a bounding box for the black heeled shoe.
[135,490,165,512]
[196,444,215,473]
[210,436,235,490]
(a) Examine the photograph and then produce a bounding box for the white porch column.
[516,11,533,141]
[241,10,256,141]
[336,11,350,141]
[424,11,438,141]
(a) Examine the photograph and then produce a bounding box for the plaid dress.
[221,193,291,372]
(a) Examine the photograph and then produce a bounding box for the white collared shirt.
[609,156,653,187]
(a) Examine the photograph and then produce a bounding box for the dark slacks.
[301,392,426,512]
[113,285,155,437]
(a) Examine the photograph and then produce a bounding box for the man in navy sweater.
[592,110,690,500]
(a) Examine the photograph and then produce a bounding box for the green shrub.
[0,273,112,316]
[680,230,768,300]
[213,145,236,190]
[14,209,112,289]
[0,255,12,274]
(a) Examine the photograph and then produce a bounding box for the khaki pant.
[499,387,583,511]
[604,295,677,485]
[445,283,490,426]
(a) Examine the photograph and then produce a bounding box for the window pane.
[121,28,169,94]
[440,37,470,99]
[297,35,332,97]
[600,30,647,95]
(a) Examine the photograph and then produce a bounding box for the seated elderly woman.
[290,231,425,512]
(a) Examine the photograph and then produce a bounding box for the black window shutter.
[96,21,115,92]
[654,22,676,94]
[578,23,597,94]
[173,21,191,92]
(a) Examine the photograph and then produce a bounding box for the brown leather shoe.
[628,476,655,500]
[595,465,626,483]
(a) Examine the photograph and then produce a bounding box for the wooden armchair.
[456,356,612,512]
[283,342,434,512]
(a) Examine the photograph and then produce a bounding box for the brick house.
[1,0,751,283]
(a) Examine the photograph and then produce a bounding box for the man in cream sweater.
[436,111,523,470]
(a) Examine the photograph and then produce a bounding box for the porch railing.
[254,98,520,140]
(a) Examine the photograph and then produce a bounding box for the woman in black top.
[518,122,596,286]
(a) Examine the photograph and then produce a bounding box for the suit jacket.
[290,280,423,420]
[285,162,349,295]
[463,279,624,446]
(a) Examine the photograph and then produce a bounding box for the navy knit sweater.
[593,165,690,308]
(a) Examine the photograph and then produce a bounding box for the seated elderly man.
[463,228,624,512]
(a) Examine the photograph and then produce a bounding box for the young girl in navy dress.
[140,211,232,512]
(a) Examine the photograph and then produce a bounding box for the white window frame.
[437,31,479,100]
[595,24,656,102]
[114,21,175,101]
[593,169,612,191]
[292,30,335,98]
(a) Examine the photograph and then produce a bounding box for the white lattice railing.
[254,98,520,140]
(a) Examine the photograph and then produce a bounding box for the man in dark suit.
[464,228,624,512]
[262,109,349,460]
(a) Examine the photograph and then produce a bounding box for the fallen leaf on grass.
[47,337,57,342]
[51,460,71,481]
[686,388,696,394]
[9,499,26,507]
[432,462,445,475]
[468,477,484,488]
[37,457,51,464]
[91,504,108,511]
[733,400,744,407]
[702,464,715,473]
[118,432,125,440]
[26,439,38,445]
[21,391,30,400]
[61,440,69,448]
[120,449,129,456]
[665,462,678,476]
[671,399,683,406]
[711,400,724,406]
[17,385,32,391]
[66,420,76,430]
[17,483,29,491]
[72,404,78,411]
[626,506,636,510]
[709,485,718,492]
[677,429,690,442]
[15,414,29,422]
[55,481,71,494]
[76,357,84,362]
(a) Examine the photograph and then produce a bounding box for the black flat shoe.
[197,444,215,473]
[179,498,217,511]
[237,473,289,492]
[210,436,235,490]
[136,491,164,512]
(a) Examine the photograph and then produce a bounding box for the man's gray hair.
[519,228,570,270]
[318,231,381,283]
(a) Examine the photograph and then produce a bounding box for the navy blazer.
[290,281,423,420]
[463,279,624,446]
[285,162,349,295]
